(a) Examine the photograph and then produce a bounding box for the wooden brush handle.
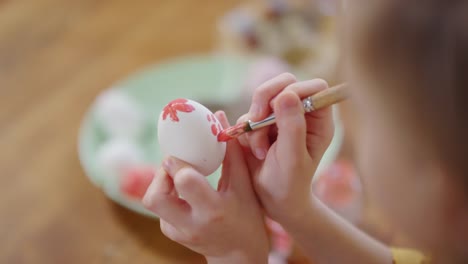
[250,83,348,131]
[309,83,349,110]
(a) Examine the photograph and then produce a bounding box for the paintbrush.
[217,83,348,142]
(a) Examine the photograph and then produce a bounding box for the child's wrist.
[271,193,316,226]
[275,194,320,231]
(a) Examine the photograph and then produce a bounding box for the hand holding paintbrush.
[217,83,348,142]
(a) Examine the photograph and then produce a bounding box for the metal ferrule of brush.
[248,97,315,131]
[248,115,276,131]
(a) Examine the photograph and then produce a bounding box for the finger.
[233,114,265,174]
[248,73,296,159]
[144,167,173,195]
[249,72,297,121]
[216,111,256,194]
[215,110,230,129]
[238,112,268,161]
[249,126,270,160]
[304,107,335,161]
[163,157,218,210]
[215,111,231,192]
[270,79,334,161]
[269,79,328,109]
[267,125,279,149]
[160,219,189,244]
[222,138,254,195]
[273,91,308,167]
[235,114,250,150]
[143,167,189,225]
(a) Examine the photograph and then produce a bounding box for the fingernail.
[220,111,228,120]
[249,103,262,119]
[254,148,266,160]
[215,110,226,120]
[162,158,174,176]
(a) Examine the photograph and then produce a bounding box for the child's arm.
[284,195,392,263]
[238,74,392,263]
[143,111,269,264]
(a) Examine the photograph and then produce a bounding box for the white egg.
[96,138,144,181]
[94,89,146,139]
[157,98,226,176]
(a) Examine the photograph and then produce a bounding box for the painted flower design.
[162,98,195,122]
[207,113,223,136]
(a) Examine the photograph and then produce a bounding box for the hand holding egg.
[145,111,269,263]
[157,98,227,176]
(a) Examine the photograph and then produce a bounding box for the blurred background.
[0,1,413,263]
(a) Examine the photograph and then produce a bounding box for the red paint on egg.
[207,114,211,122]
[211,124,218,136]
[162,98,195,122]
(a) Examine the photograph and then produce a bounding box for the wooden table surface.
[0,1,241,263]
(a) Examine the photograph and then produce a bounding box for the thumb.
[162,157,218,211]
[274,91,308,162]
[222,138,253,194]
[215,111,252,194]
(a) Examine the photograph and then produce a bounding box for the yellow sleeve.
[391,247,430,264]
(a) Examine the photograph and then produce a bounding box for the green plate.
[78,54,343,217]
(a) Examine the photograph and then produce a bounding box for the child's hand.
[237,73,334,224]
[143,111,269,264]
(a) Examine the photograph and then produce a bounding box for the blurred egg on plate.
[157,98,226,176]
[94,88,146,139]
[96,138,144,181]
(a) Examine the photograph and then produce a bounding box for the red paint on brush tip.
[217,122,246,142]
[217,131,232,142]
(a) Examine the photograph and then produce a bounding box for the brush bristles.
[217,122,249,142]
